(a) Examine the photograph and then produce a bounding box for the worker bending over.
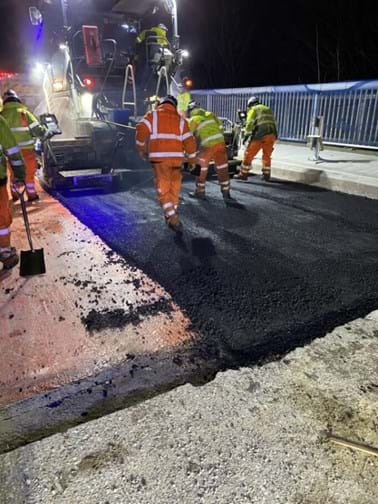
[0,115,25,270]
[1,90,47,201]
[235,96,277,181]
[136,95,196,234]
[187,101,231,200]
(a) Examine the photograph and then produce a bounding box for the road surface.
[2,162,378,453]
[56,165,378,364]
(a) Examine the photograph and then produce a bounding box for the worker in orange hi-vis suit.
[187,101,231,200]
[234,96,277,182]
[0,115,25,270]
[136,95,196,234]
[1,90,47,202]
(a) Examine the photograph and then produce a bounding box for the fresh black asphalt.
[2,166,378,454]
[56,166,378,365]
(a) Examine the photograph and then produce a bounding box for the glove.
[40,131,51,142]
[46,130,55,140]
[243,134,252,146]
[139,151,148,161]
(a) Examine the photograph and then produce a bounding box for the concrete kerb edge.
[4,287,378,456]
[0,346,219,456]
[252,162,378,200]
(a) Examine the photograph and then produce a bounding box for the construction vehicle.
[220,116,244,166]
[29,0,186,189]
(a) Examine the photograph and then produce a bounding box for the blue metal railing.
[192,80,378,148]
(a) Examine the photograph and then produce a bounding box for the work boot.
[27,193,40,202]
[189,190,206,200]
[234,164,249,181]
[262,170,271,181]
[233,172,248,181]
[167,215,184,235]
[0,247,19,271]
[234,163,250,181]
[222,189,233,200]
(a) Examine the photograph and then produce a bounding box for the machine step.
[58,168,134,179]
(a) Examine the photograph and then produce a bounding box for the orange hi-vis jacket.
[136,103,197,164]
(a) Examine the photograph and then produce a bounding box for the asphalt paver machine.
[29,0,184,188]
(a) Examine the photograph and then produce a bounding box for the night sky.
[1,0,377,88]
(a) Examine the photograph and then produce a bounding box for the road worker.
[146,95,160,111]
[136,23,169,47]
[176,82,192,118]
[135,95,196,234]
[187,101,231,200]
[0,115,25,270]
[136,23,172,69]
[1,90,47,201]
[234,96,277,181]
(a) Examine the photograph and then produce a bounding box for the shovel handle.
[18,189,34,252]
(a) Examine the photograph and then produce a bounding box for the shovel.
[17,187,46,277]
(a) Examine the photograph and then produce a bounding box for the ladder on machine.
[122,64,137,117]
[156,65,171,99]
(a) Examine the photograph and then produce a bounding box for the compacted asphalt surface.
[56,166,378,365]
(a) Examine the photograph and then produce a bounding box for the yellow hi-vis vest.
[245,104,277,140]
[177,91,191,114]
[1,101,46,151]
[0,115,25,180]
[189,108,225,148]
[137,26,168,46]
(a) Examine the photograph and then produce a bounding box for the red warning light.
[83,77,95,89]
[0,71,17,80]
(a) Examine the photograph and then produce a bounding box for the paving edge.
[258,162,378,200]
[0,346,218,455]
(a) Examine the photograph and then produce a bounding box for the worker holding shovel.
[1,90,47,202]
[0,115,25,271]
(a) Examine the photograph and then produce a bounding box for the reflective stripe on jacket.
[245,104,277,140]
[0,115,25,180]
[136,103,196,163]
[1,101,46,151]
[189,108,225,149]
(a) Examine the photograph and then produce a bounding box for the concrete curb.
[249,159,378,200]
[0,347,218,455]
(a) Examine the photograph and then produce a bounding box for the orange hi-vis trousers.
[152,162,182,221]
[10,149,38,197]
[0,181,12,248]
[196,143,230,194]
[242,134,277,175]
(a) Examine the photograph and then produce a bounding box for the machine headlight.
[52,80,64,92]
[80,92,93,117]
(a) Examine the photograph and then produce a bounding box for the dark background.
[1,0,377,88]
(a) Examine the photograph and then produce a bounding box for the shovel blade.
[20,249,46,277]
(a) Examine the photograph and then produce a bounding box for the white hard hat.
[247,96,259,108]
